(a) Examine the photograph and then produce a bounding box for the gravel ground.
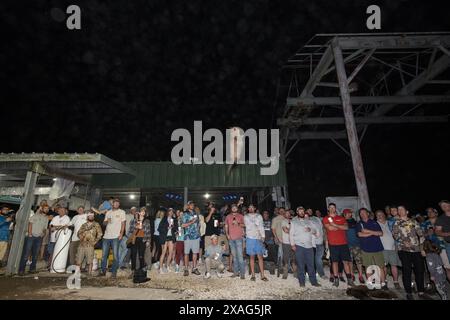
[1,260,442,300]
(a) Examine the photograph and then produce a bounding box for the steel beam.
[332,38,371,210]
[337,35,450,49]
[288,131,348,140]
[6,171,38,275]
[278,115,448,126]
[287,95,450,107]
[299,46,334,97]
[370,54,450,116]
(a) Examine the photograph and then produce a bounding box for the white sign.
[326,196,361,220]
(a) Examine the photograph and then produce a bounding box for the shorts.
[362,250,385,268]
[246,238,265,256]
[165,235,175,243]
[76,246,95,265]
[349,246,362,265]
[184,239,200,255]
[440,248,450,269]
[329,244,352,262]
[383,250,401,267]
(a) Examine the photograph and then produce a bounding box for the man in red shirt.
[323,203,354,287]
[224,204,246,279]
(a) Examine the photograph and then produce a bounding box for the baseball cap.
[343,209,353,214]
[187,200,195,205]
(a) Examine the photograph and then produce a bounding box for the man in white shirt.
[290,206,321,287]
[68,206,88,267]
[99,198,126,278]
[244,204,268,282]
[48,207,71,268]
[376,210,401,289]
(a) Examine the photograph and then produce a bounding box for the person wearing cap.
[118,207,136,269]
[181,201,202,276]
[290,206,320,287]
[99,198,126,278]
[76,211,103,275]
[244,204,268,282]
[225,203,246,279]
[68,206,88,267]
[343,208,364,284]
[204,234,226,279]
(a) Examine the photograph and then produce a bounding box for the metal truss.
[278,32,450,209]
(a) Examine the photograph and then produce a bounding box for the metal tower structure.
[278,32,450,210]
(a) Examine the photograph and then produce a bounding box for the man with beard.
[244,204,268,281]
[77,211,103,275]
[290,206,320,287]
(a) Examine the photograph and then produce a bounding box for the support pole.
[183,187,188,206]
[6,170,38,275]
[331,38,371,210]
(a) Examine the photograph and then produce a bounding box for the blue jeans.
[118,236,129,268]
[229,239,245,276]
[19,236,42,273]
[314,244,325,277]
[295,245,318,285]
[101,238,119,274]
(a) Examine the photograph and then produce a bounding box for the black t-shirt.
[436,214,450,243]
[205,211,222,236]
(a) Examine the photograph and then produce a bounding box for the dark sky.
[2,0,449,212]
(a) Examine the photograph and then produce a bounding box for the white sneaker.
[175,264,180,273]
[167,266,172,273]
[217,271,222,278]
[159,267,168,274]
[204,272,211,279]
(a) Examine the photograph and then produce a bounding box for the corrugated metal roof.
[92,161,287,189]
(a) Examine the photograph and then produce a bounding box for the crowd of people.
[1,197,449,300]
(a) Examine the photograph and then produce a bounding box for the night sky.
[2,0,449,212]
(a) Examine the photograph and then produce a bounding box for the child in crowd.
[423,240,448,300]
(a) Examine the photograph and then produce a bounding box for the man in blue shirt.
[0,206,12,265]
[343,209,364,284]
[356,208,386,289]
[181,200,201,276]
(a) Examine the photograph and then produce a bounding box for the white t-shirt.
[378,220,395,250]
[50,215,71,243]
[70,214,88,241]
[103,209,126,239]
[281,219,291,244]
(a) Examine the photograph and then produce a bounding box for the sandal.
[261,276,268,282]
[251,276,256,281]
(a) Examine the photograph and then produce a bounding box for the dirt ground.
[0,261,442,300]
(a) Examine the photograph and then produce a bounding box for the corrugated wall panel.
[92,161,286,189]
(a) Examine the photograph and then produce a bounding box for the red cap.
[342,208,352,214]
